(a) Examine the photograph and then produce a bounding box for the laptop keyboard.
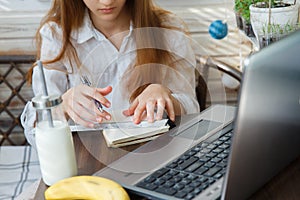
[136,125,233,200]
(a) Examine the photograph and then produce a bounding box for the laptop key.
[155,187,177,196]
[217,153,228,159]
[178,172,189,178]
[184,160,204,172]
[187,174,199,180]
[212,148,224,154]
[189,180,202,188]
[181,186,194,193]
[217,161,228,168]
[214,172,223,179]
[180,178,191,185]
[204,166,222,177]
[173,176,182,182]
[211,157,222,163]
[208,179,216,185]
[174,183,185,190]
[185,193,196,200]
[174,191,187,198]
[219,144,230,149]
[207,144,217,149]
[206,152,217,158]
[191,146,201,152]
[152,168,169,178]
[199,156,210,162]
[154,179,165,185]
[164,180,175,187]
[185,150,197,157]
[193,187,204,195]
[176,156,199,170]
[161,173,173,181]
[168,169,179,176]
[200,148,211,154]
[219,136,229,141]
[144,176,155,183]
[167,162,177,168]
[195,166,209,175]
[137,182,157,190]
[198,176,208,183]
[204,161,216,168]
[213,140,223,146]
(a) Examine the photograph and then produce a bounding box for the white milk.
[35,120,77,186]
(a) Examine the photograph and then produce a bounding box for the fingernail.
[105,115,111,120]
[148,118,154,123]
[88,123,94,128]
[96,117,102,122]
[134,118,140,124]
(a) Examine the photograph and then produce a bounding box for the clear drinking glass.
[32,94,77,186]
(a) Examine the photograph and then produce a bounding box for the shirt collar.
[71,9,133,44]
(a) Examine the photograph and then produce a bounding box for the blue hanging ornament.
[209,20,228,40]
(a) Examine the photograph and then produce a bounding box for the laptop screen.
[222,30,300,199]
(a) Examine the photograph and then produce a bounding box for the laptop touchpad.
[177,119,221,140]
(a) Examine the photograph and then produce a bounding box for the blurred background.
[0,0,253,145]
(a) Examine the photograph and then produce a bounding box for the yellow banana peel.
[45,175,130,200]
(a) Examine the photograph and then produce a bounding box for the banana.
[45,175,130,200]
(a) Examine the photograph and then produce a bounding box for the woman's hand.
[62,85,112,127]
[123,84,181,124]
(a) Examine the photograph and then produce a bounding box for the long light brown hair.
[27,0,189,83]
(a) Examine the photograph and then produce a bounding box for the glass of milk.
[32,94,77,186]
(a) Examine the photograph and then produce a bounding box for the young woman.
[21,0,200,145]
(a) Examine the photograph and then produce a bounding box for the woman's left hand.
[123,84,181,124]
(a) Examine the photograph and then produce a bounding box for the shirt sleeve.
[163,60,200,114]
[20,22,69,146]
[163,16,200,114]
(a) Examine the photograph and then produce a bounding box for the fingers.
[129,98,174,124]
[62,85,113,127]
[63,97,94,126]
[165,98,175,121]
[80,85,111,119]
[124,98,148,124]
[125,84,177,124]
[66,104,95,128]
[155,98,165,121]
[83,86,112,109]
[123,99,138,116]
[146,99,156,123]
[133,101,146,124]
[95,86,112,108]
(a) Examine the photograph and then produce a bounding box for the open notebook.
[69,111,172,148]
[103,119,170,148]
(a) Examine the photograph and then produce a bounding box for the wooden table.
[33,131,145,199]
[33,122,300,200]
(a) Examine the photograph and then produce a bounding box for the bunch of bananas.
[45,176,130,200]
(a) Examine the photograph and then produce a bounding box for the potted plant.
[234,0,260,36]
[258,22,300,48]
[250,0,299,41]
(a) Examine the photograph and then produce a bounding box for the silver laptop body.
[94,31,300,200]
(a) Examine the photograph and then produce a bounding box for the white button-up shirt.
[21,11,200,145]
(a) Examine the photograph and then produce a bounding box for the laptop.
[94,30,300,200]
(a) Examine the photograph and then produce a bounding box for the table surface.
[33,117,300,200]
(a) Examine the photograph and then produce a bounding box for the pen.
[80,75,104,113]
